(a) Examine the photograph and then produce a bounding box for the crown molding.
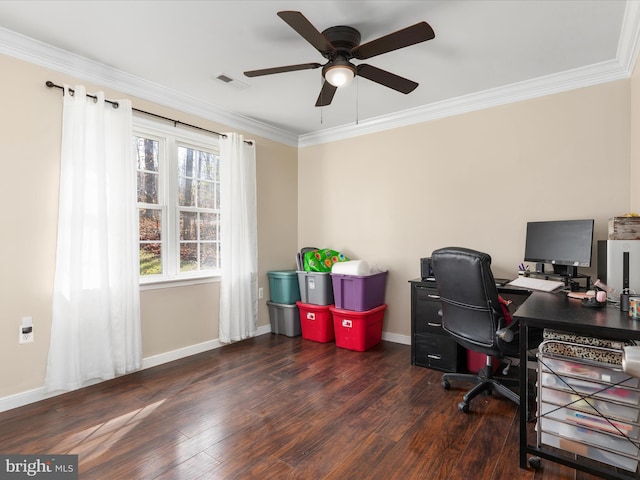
[2,0,639,150]
[299,1,640,147]
[298,59,630,147]
[618,0,640,74]
[0,27,298,147]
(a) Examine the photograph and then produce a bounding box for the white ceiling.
[0,1,637,146]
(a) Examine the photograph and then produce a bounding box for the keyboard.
[508,276,565,292]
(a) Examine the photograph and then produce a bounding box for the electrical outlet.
[19,327,33,344]
[258,287,264,299]
[19,316,33,344]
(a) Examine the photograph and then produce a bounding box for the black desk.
[515,292,640,479]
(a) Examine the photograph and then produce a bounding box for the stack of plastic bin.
[329,270,388,351]
[296,270,335,343]
[266,270,301,337]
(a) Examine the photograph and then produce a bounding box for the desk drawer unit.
[413,283,444,335]
[410,280,465,372]
[537,341,640,473]
[413,334,462,372]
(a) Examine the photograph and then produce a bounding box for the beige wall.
[0,54,298,399]
[632,51,640,212]
[2,46,639,403]
[299,80,631,338]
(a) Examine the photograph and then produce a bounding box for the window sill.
[140,275,220,291]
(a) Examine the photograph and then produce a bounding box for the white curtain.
[219,133,257,343]
[44,85,142,392]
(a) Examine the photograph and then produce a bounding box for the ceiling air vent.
[212,73,249,90]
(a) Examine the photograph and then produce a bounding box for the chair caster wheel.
[528,456,541,470]
[442,380,450,390]
[458,402,469,413]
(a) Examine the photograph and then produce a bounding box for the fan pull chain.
[356,76,359,125]
[320,78,324,125]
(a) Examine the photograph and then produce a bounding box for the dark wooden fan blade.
[351,22,435,60]
[278,11,336,55]
[356,64,418,94]
[244,63,322,77]
[315,81,338,107]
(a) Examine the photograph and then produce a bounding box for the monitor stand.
[552,264,579,277]
[526,268,590,291]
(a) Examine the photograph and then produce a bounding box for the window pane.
[137,171,159,204]
[180,243,198,272]
[198,180,216,209]
[135,137,159,171]
[136,124,220,281]
[199,152,218,181]
[178,147,197,177]
[139,209,161,241]
[200,212,218,241]
[140,243,162,275]
[180,212,197,240]
[201,243,218,269]
[178,177,196,207]
[135,136,160,205]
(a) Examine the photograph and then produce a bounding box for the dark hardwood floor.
[0,335,601,479]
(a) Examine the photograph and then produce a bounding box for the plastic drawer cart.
[535,335,640,473]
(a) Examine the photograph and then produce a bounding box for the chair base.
[442,364,520,413]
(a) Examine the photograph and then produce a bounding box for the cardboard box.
[608,217,640,240]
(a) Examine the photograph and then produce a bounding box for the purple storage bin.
[330,271,388,311]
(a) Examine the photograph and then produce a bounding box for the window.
[134,118,220,284]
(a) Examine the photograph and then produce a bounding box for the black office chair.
[431,246,537,414]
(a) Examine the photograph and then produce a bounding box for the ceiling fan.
[244,11,435,107]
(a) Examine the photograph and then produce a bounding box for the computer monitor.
[524,219,594,277]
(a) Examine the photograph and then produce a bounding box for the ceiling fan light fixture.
[323,62,356,88]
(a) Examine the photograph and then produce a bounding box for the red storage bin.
[296,301,335,343]
[330,304,386,351]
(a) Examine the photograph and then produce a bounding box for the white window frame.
[134,115,221,288]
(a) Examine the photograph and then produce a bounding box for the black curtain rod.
[46,81,253,145]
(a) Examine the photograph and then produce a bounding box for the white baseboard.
[142,323,271,369]
[0,325,272,413]
[0,324,406,413]
[382,332,411,345]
